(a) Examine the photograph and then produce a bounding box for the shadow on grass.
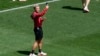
[62,6,83,11]
[17,51,30,55]
[17,51,38,55]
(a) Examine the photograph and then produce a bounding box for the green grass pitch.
[0,0,100,56]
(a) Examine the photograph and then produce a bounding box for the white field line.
[0,0,60,13]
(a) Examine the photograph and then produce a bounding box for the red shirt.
[31,8,48,28]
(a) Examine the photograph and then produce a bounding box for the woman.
[29,4,49,56]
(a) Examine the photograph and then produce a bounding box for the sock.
[39,49,42,53]
[31,50,35,54]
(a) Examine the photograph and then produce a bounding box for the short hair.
[33,4,39,10]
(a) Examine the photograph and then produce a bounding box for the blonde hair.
[33,4,39,10]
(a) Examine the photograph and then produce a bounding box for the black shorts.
[34,27,43,41]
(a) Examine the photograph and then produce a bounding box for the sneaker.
[29,53,37,56]
[38,52,47,56]
[83,7,89,13]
